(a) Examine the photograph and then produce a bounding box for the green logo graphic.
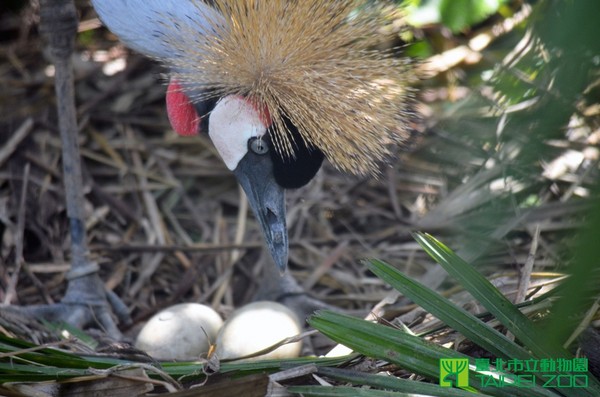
[440,358,469,387]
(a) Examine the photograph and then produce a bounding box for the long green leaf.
[0,331,356,383]
[413,232,566,359]
[308,310,558,397]
[317,367,489,397]
[364,258,532,361]
[413,232,600,396]
[288,385,415,396]
[217,354,358,374]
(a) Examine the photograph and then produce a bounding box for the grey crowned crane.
[90,0,414,274]
[7,0,413,337]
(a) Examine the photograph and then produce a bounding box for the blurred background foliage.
[400,0,600,353]
[400,0,599,260]
[406,0,511,35]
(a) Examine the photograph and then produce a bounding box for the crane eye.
[249,137,269,155]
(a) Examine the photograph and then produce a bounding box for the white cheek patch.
[208,96,268,170]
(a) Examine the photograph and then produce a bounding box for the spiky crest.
[160,1,414,175]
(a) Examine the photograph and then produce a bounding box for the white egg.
[135,303,223,360]
[215,301,302,362]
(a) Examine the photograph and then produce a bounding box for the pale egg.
[135,303,223,360]
[215,301,302,362]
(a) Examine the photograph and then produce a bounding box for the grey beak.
[233,149,288,273]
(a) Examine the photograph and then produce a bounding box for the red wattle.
[247,97,272,127]
[166,80,200,136]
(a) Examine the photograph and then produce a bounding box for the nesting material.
[215,301,302,362]
[135,303,223,360]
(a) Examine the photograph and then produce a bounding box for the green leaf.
[217,354,358,374]
[317,367,486,397]
[309,310,453,379]
[412,232,600,395]
[413,232,568,359]
[288,385,415,396]
[43,321,99,350]
[545,198,600,346]
[439,0,504,33]
[308,310,557,397]
[0,330,357,383]
[364,258,532,362]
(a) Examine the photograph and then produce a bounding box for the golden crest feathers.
[163,0,414,175]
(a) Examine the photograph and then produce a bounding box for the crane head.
[166,81,323,271]
[91,0,414,273]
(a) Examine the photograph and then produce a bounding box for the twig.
[418,3,533,78]
[127,125,166,296]
[269,363,319,382]
[302,241,348,290]
[564,298,600,349]
[516,224,540,304]
[87,364,182,392]
[212,185,248,306]
[3,163,30,304]
[0,118,33,168]
[91,236,362,253]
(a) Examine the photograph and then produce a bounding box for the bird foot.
[5,270,130,341]
[276,292,338,322]
[253,268,337,321]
